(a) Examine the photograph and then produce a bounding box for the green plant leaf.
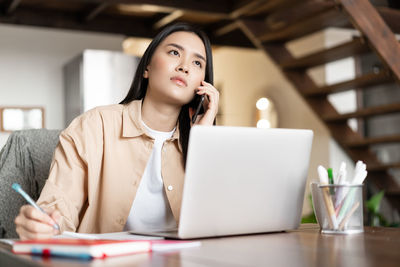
[366,191,385,214]
[301,194,317,224]
[301,213,317,224]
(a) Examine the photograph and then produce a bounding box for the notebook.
[130,126,314,239]
[12,239,151,259]
[12,237,200,259]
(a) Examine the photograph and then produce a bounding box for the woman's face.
[144,31,207,106]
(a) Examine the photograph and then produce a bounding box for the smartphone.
[190,94,205,124]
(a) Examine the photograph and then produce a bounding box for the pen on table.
[334,162,347,209]
[337,163,367,224]
[317,166,338,230]
[30,248,92,260]
[12,183,60,231]
[339,201,360,231]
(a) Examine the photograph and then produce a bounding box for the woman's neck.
[141,97,180,132]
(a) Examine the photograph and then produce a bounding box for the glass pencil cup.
[311,182,364,234]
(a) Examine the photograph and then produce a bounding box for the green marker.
[327,168,334,195]
[327,168,334,184]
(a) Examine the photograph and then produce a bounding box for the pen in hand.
[12,183,60,231]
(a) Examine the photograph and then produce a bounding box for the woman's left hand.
[194,81,219,125]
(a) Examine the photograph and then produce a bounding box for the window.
[0,107,45,132]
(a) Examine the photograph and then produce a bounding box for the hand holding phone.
[190,81,219,125]
[191,95,205,124]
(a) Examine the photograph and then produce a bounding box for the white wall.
[0,24,125,148]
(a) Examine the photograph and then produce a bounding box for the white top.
[123,121,177,231]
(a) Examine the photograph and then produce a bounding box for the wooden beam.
[208,26,255,48]
[338,0,400,83]
[246,0,302,16]
[258,8,350,42]
[153,9,184,29]
[83,3,109,22]
[80,0,232,15]
[229,0,265,18]
[0,6,156,37]
[214,0,301,37]
[3,0,21,15]
[236,19,266,50]
[266,0,336,30]
[0,6,254,48]
[214,21,239,37]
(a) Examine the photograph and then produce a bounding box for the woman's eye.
[169,50,179,56]
[194,61,202,68]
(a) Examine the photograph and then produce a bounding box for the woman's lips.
[171,76,187,87]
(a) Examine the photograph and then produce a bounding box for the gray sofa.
[0,129,61,238]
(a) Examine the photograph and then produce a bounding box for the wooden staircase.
[233,0,400,211]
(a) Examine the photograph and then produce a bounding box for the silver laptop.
[130,126,313,239]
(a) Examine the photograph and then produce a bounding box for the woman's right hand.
[15,205,61,240]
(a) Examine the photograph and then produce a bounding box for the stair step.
[258,7,349,42]
[368,162,400,172]
[280,38,369,69]
[323,103,400,122]
[303,71,392,96]
[345,134,400,147]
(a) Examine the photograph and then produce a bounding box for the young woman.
[14,23,219,240]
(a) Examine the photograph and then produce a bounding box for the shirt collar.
[122,100,182,151]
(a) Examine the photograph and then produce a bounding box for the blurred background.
[0,0,399,226]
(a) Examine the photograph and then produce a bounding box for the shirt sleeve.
[37,109,103,232]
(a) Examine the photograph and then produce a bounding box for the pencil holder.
[311,182,364,234]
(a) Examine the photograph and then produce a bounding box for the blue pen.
[31,248,92,260]
[12,183,60,231]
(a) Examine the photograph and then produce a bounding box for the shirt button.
[117,217,125,225]
[167,185,173,191]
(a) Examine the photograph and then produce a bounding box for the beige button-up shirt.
[37,100,185,233]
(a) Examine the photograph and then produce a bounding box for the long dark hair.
[120,23,214,166]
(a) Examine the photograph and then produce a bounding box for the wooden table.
[1,224,399,266]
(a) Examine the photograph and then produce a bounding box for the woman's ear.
[143,68,149,78]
